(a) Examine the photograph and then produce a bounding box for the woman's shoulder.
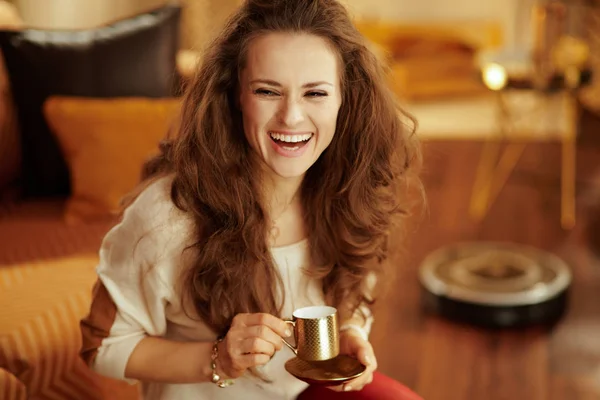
[127,174,188,221]
[98,175,196,286]
[108,175,195,258]
[125,175,177,220]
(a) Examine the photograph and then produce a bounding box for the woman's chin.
[267,162,310,180]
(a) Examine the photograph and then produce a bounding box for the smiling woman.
[79,0,423,399]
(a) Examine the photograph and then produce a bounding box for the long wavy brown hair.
[140,0,422,336]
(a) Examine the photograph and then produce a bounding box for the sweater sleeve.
[359,271,376,336]
[80,185,175,384]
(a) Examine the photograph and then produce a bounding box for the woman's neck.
[263,171,307,247]
[264,172,304,220]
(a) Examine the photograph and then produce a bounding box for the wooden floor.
[372,113,600,400]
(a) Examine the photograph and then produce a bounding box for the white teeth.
[269,132,313,143]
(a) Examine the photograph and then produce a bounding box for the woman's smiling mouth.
[268,131,314,156]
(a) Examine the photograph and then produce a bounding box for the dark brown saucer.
[285,354,366,386]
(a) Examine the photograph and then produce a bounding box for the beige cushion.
[13,0,168,30]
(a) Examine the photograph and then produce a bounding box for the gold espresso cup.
[282,305,340,361]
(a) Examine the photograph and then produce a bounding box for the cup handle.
[281,319,297,355]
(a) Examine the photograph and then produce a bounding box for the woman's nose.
[278,98,305,128]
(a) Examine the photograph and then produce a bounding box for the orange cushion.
[0,255,139,399]
[43,96,181,224]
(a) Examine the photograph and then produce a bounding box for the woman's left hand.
[329,329,377,392]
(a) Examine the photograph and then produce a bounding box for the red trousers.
[297,372,423,400]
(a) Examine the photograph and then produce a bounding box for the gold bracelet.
[211,336,235,388]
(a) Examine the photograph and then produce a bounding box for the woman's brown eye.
[306,91,327,97]
[254,89,278,96]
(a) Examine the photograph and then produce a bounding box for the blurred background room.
[0,0,599,399]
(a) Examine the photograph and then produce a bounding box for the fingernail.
[285,329,292,337]
[365,355,372,365]
[344,385,352,392]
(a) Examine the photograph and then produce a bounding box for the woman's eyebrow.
[249,79,334,88]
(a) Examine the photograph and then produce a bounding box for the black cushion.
[0,5,181,197]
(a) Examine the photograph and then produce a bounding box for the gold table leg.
[469,139,501,220]
[469,91,524,222]
[486,142,527,214]
[561,94,578,230]
[469,141,527,221]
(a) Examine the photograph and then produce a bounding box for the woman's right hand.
[217,313,291,379]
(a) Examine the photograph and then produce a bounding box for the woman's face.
[239,32,342,179]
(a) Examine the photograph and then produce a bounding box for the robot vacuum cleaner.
[419,242,572,328]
